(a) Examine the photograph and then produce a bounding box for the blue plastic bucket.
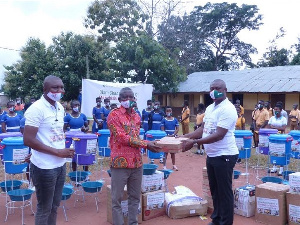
[289,130,300,159]
[0,132,23,158]
[73,133,97,165]
[234,130,253,159]
[259,129,278,155]
[269,134,293,166]
[146,130,166,159]
[97,129,111,157]
[1,137,29,174]
[65,131,82,148]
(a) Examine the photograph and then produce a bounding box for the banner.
[81,79,153,119]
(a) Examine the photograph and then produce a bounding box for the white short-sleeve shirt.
[202,98,239,157]
[25,95,66,169]
[268,116,287,128]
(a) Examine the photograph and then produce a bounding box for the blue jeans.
[30,163,66,225]
[206,154,238,225]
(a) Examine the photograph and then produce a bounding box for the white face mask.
[154,105,159,109]
[16,100,21,104]
[73,107,79,112]
[105,103,110,107]
[147,104,152,108]
[47,92,62,102]
[166,113,172,117]
[8,107,15,112]
[121,100,130,109]
[97,102,101,106]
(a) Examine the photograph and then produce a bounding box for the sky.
[1,0,300,85]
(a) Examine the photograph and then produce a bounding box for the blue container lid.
[140,128,145,134]
[259,128,278,134]
[289,130,300,137]
[269,134,293,142]
[0,132,22,139]
[234,130,253,137]
[1,137,24,145]
[65,131,83,138]
[70,133,97,139]
[97,129,110,135]
[145,130,167,135]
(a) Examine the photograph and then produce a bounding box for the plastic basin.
[233,170,241,179]
[158,169,173,179]
[62,187,73,201]
[7,189,34,201]
[81,181,103,193]
[261,176,283,184]
[0,180,22,192]
[143,164,158,175]
[68,171,89,182]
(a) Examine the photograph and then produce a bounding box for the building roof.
[177,65,300,93]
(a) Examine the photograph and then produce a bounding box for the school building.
[154,65,300,124]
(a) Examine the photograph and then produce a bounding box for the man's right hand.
[147,141,161,153]
[57,148,75,158]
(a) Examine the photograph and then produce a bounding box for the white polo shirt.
[268,116,287,128]
[25,95,66,169]
[202,98,238,157]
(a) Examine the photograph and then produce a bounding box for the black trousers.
[206,154,238,225]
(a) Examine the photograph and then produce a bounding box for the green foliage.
[158,2,262,71]
[85,0,148,42]
[111,34,186,92]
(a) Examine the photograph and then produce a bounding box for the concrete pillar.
[200,94,204,104]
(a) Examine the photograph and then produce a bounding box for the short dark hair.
[104,98,110,102]
[184,100,189,106]
[96,97,101,102]
[275,103,283,110]
[71,99,80,106]
[119,87,133,97]
[7,100,14,107]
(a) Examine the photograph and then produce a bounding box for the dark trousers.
[206,154,238,225]
[30,163,66,225]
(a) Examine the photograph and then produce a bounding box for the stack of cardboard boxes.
[287,172,300,225]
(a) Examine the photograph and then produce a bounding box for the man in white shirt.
[24,75,75,225]
[182,79,238,225]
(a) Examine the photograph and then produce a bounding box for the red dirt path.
[0,149,265,225]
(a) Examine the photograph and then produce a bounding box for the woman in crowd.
[1,100,23,133]
[142,100,152,132]
[101,98,111,129]
[92,97,103,133]
[161,107,179,170]
[64,99,89,172]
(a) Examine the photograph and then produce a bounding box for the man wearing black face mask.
[254,100,269,147]
[181,79,238,225]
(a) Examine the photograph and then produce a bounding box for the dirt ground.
[0,145,271,225]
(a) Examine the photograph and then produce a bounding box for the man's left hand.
[182,139,195,152]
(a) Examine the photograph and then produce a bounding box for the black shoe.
[207,222,218,225]
[268,169,277,173]
[200,151,204,155]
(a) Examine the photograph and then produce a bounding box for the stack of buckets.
[268,134,293,166]
[258,128,278,155]
[145,130,166,159]
[234,130,253,159]
[289,130,300,159]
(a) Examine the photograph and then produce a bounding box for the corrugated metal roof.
[177,65,300,93]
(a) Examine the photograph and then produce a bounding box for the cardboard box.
[141,171,164,193]
[286,192,300,225]
[165,186,208,219]
[107,185,142,224]
[142,190,165,221]
[155,137,188,153]
[289,172,300,193]
[234,185,256,217]
[255,182,289,225]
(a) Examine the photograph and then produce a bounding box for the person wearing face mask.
[148,101,165,163]
[253,100,269,147]
[92,97,103,133]
[141,100,152,132]
[267,104,287,175]
[161,107,179,170]
[1,100,23,133]
[264,101,273,118]
[289,103,300,130]
[181,79,239,225]
[0,105,7,134]
[23,75,75,225]
[63,100,89,172]
[180,100,190,135]
[107,87,161,225]
[100,98,111,129]
[235,99,244,116]
[14,97,25,117]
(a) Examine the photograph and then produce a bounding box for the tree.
[258,27,290,67]
[111,34,186,92]
[50,32,114,100]
[3,38,55,100]
[158,2,263,71]
[84,0,148,42]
